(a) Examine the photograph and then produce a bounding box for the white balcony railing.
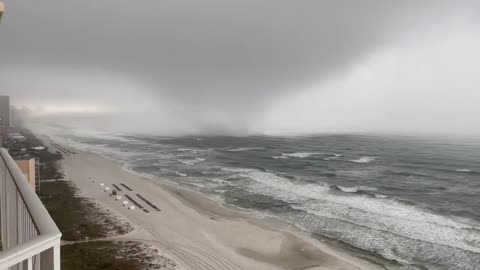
[0,148,61,270]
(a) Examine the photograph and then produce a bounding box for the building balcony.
[0,148,61,270]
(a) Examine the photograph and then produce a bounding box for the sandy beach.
[55,143,381,270]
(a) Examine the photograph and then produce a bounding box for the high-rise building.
[0,95,11,130]
[15,158,40,193]
[0,2,4,23]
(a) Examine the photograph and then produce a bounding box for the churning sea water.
[47,127,480,270]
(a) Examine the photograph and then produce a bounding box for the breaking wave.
[227,147,263,152]
[350,156,377,164]
[217,167,480,261]
[330,185,378,193]
[280,152,318,158]
[178,158,206,165]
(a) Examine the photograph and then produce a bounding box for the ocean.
[45,126,480,270]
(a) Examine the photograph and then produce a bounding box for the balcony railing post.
[27,257,33,270]
[0,149,61,269]
[40,244,60,270]
[40,247,52,269]
[54,244,60,270]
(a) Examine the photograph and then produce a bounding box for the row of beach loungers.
[97,181,161,213]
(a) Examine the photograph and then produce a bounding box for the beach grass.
[40,180,132,241]
[62,241,178,270]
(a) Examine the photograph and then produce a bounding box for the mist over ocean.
[44,124,480,270]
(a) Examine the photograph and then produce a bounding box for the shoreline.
[50,137,382,270]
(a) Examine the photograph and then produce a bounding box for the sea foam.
[350,156,377,164]
[227,147,263,152]
[224,167,480,255]
[280,152,317,158]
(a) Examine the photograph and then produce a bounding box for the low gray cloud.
[1,0,479,134]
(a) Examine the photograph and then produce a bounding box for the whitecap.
[177,148,209,153]
[175,172,188,177]
[336,185,378,193]
[210,178,226,184]
[323,153,343,161]
[178,148,195,152]
[281,152,317,158]
[188,182,206,188]
[456,169,472,172]
[227,147,263,152]
[178,158,205,165]
[221,167,257,173]
[350,156,377,164]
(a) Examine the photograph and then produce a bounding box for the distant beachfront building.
[15,158,41,193]
[0,2,4,23]
[0,7,5,131]
[0,95,11,133]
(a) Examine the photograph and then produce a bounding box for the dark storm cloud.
[1,0,479,134]
[0,1,445,96]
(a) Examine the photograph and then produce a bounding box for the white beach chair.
[115,196,122,201]
[128,206,136,210]
[122,201,129,206]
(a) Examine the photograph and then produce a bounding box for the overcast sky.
[1,1,479,135]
